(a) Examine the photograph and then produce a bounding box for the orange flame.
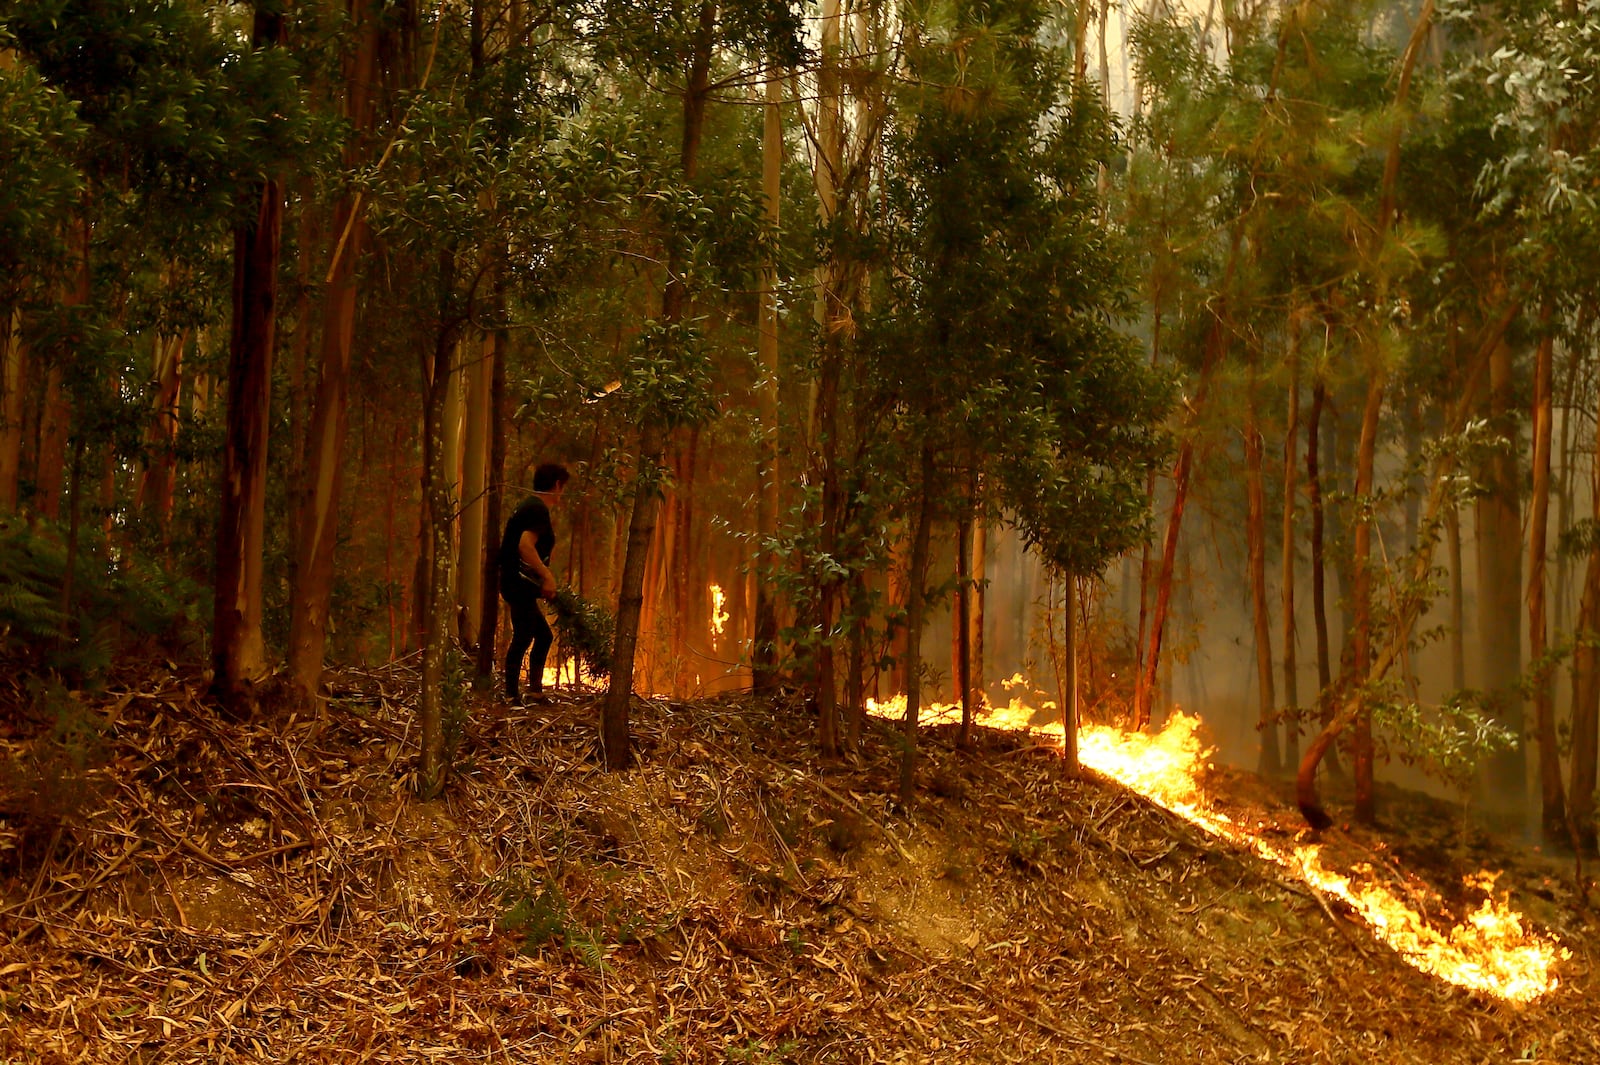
[709,583,729,646]
[865,694,1569,1002]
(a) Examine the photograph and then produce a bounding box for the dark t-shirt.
[499,496,555,598]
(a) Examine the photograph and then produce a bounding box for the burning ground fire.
[866,689,1571,1004]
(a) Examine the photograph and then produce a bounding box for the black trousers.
[502,580,553,698]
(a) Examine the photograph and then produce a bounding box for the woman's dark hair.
[533,463,571,492]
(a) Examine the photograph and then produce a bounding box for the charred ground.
[1,664,1597,1064]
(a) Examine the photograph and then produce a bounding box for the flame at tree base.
[865,695,1570,1003]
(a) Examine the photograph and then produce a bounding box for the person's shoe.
[522,690,552,706]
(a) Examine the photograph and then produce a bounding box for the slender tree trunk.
[601,0,716,768]
[1307,378,1334,738]
[1298,299,1516,827]
[972,515,987,713]
[1138,233,1238,728]
[457,328,492,649]
[1281,337,1301,767]
[475,293,508,683]
[809,0,849,757]
[136,332,186,540]
[753,62,783,694]
[1528,308,1565,842]
[955,494,974,749]
[60,436,85,648]
[285,199,367,701]
[419,317,462,798]
[1447,504,1466,690]
[1246,382,1279,776]
[1571,475,1600,855]
[1348,370,1385,824]
[213,7,287,712]
[898,445,937,807]
[0,312,24,511]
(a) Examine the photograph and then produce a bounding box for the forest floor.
[2,661,1598,1064]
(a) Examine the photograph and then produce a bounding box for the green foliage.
[1374,691,1519,795]
[550,587,616,680]
[0,516,200,683]
[494,872,609,971]
[872,0,1171,576]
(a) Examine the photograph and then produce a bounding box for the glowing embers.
[863,698,1570,1002]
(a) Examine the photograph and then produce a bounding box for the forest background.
[2,0,1599,850]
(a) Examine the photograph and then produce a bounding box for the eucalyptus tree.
[2,0,313,697]
[589,0,803,769]
[872,0,1169,803]
[1448,0,1600,845]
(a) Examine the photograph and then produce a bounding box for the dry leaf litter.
[1,662,1597,1064]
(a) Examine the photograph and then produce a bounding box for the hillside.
[2,668,1597,1064]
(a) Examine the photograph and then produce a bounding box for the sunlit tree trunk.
[898,444,937,807]
[213,4,287,712]
[1528,308,1565,842]
[601,0,716,770]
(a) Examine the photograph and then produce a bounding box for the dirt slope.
[2,667,1597,1064]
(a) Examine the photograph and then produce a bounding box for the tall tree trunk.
[897,445,937,807]
[1348,370,1385,824]
[419,317,462,798]
[954,493,974,749]
[213,4,287,712]
[1298,299,1517,827]
[1062,573,1080,777]
[1246,385,1279,776]
[136,331,186,540]
[1528,308,1565,842]
[809,0,849,757]
[1137,233,1238,728]
[1570,465,1600,855]
[1447,504,1466,690]
[752,59,783,695]
[601,0,716,769]
[284,198,367,701]
[1307,378,1335,744]
[972,515,987,713]
[1477,329,1525,814]
[457,328,492,648]
[475,294,508,683]
[1280,339,1301,767]
[0,312,24,510]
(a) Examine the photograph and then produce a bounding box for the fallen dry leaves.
[0,661,1596,1064]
